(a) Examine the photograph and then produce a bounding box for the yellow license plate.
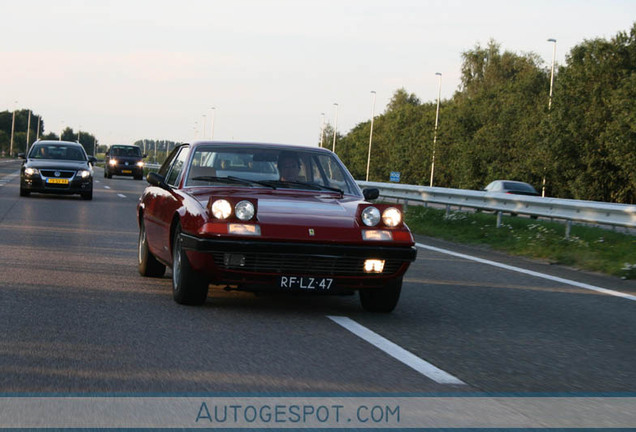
[122,170,132,174]
[47,178,69,185]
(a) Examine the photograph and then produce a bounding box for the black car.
[19,140,96,200]
[104,145,146,180]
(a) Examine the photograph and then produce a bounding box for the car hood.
[24,159,90,170]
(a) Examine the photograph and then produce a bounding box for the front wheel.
[138,219,166,277]
[359,278,402,313]
[172,224,209,305]
[20,186,30,197]
[80,190,93,200]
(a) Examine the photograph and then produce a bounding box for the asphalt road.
[1,159,635,394]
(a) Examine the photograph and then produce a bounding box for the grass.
[404,205,636,280]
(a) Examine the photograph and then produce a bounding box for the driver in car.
[277,152,301,182]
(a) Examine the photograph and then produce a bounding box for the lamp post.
[36,115,40,141]
[202,115,207,140]
[332,103,339,153]
[59,121,64,141]
[366,91,377,182]
[9,102,17,156]
[542,38,557,197]
[210,107,216,140]
[319,113,325,147]
[26,110,31,154]
[430,72,442,187]
[547,38,557,111]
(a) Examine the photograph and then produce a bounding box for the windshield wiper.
[261,180,343,196]
[191,176,276,189]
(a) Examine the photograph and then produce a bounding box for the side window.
[159,146,184,177]
[165,147,189,187]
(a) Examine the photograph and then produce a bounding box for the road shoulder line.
[416,243,636,302]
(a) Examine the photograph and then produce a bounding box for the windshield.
[185,146,358,195]
[110,146,142,157]
[28,144,87,161]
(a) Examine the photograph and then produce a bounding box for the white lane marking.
[117,194,126,198]
[417,243,636,302]
[327,315,465,385]
[104,186,111,189]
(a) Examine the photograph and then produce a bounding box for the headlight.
[235,200,255,221]
[211,199,232,219]
[77,169,91,179]
[361,206,381,227]
[108,159,118,166]
[382,207,402,227]
[24,167,39,176]
[136,161,144,167]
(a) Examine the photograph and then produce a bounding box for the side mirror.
[18,153,26,159]
[147,172,169,189]
[363,188,380,201]
[88,156,97,165]
[142,154,148,158]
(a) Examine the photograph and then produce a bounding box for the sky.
[2,0,635,147]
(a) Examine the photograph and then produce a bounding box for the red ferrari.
[137,141,416,312]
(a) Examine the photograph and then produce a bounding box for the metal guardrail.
[357,181,636,236]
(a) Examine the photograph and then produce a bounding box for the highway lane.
[0,166,635,394]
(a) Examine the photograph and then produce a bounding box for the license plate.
[280,276,334,291]
[122,170,132,174]
[47,178,69,185]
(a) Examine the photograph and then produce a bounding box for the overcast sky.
[2,0,635,147]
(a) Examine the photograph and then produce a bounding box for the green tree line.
[0,110,98,157]
[329,23,636,204]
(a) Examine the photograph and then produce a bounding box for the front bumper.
[108,164,143,176]
[21,175,92,195]
[180,233,417,291]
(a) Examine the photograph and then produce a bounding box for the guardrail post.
[445,205,450,218]
[496,211,503,228]
[565,220,572,239]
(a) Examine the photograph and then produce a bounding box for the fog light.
[364,259,385,273]
[362,230,393,241]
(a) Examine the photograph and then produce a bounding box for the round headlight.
[24,167,39,176]
[108,159,117,166]
[136,161,145,167]
[361,206,381,227]
[235,200,255,221]
[77,169,91,178]
[382,207,402,227]
[211,199,232,219]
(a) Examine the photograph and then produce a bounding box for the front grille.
[41,170,75,179]
[211,252,403,276]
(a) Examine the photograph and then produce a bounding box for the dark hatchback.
[19,140,96,200]
[104,145,146,179]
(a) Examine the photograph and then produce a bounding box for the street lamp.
[210,107,216,140]
[202,114,207,140]
[26,110,32,154]
[547,38,557,111]
[332,103,339,153]
[9,101,17,156]
[430,72,442,187]
[542,38,557,198]
[59,121,64,141]
[366,91,377,182]
[319,113,325,148]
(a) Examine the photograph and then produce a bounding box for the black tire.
[359,278,402,313]
[103,169,107,178]
[138,219,166,277]
[20,187,30,197]
[81,190,93,200]
[172,224,209,305]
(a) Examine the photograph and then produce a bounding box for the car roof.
[34,140,83,147]
[188,140,334,154]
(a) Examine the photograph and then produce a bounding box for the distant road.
[0,166,635,393]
